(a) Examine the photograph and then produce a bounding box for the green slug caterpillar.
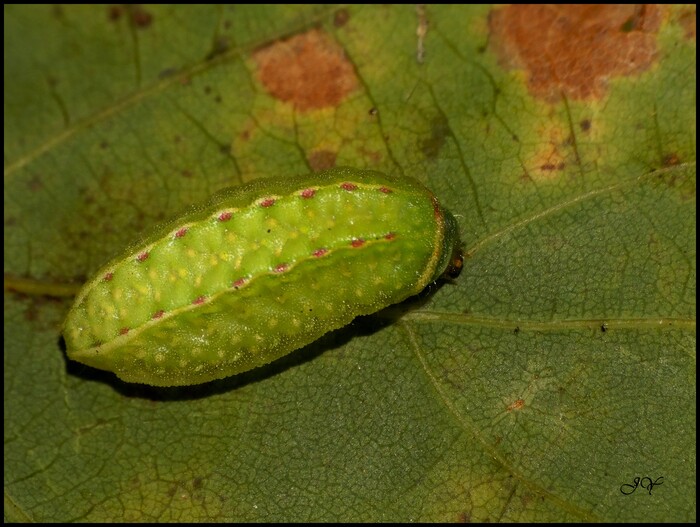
[63,167,462,386]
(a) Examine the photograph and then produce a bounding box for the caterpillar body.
[63,167,461,386]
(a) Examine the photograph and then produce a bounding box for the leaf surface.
[4,4,696,522]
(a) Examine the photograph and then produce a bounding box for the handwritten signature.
[620,476,664,495]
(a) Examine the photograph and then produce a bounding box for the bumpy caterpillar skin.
[63,167,461,386]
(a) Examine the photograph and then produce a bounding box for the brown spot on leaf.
[489,5,662,101]
[507,398,525,412]
[527,124,570,181]
[253,29,358,111]
[663,153,681,167]
[239,124,253,142]
[678,7,696,40]
[129,5,153,29]
[456,512,471,523]
[308,150,337,171]
[107,5,123,22]
[580,119,592,132]
[27,175,44,192]
[51,5,65,19]
[334,8,350,28]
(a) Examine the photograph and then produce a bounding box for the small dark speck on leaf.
[620,17,636,32]
[334,8,350,28]
[130,6,153,29]
[206,36,231,61]
[158,68,178,79]
[108,5,123,21]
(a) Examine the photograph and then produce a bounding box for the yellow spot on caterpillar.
[155,353,165,363]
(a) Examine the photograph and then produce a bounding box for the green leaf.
[4,4,695,522]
